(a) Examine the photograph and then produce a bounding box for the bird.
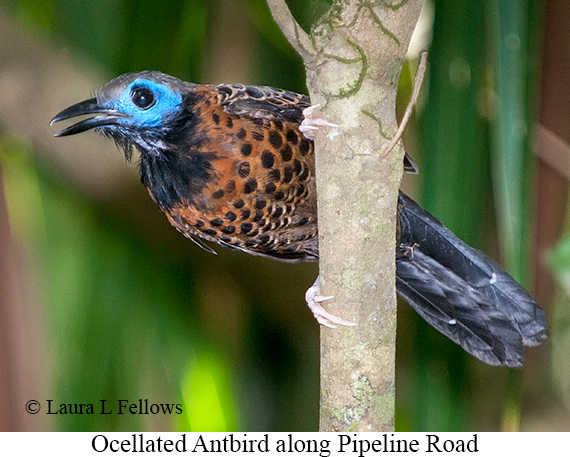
[51,71,547,367]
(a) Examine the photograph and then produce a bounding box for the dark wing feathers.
[215,84,310,124]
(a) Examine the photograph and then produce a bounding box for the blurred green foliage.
[0,0,558,432]
[548,235,570,415]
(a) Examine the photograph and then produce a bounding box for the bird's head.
[51,71,195,160]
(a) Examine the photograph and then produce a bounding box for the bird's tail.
[396,192,547,367]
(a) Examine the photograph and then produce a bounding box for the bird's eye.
[131,87,155,109]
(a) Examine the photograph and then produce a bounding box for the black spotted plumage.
[51,70,547,367]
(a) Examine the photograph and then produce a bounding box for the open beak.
[50,98,130,137]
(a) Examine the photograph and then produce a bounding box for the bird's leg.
[305,276,356,328]
[299,104,338,139]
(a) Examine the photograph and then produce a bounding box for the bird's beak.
[50,98,130,137]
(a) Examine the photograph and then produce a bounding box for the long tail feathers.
[396,192,547,367]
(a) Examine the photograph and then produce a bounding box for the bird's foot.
[299,104,338,140]
[305,277,356,328]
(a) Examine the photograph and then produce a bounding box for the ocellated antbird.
[51,71,547,367]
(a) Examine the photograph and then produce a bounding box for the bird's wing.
[214,84,311,124]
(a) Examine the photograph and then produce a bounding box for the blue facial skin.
[103,79,183,128]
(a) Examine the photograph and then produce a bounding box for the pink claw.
[305,277,356,328]
[299,104,339,140]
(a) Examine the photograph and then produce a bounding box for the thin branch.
[266,0,315,59]
[383,51,428,155]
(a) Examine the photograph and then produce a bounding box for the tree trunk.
[267,0,424,431]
